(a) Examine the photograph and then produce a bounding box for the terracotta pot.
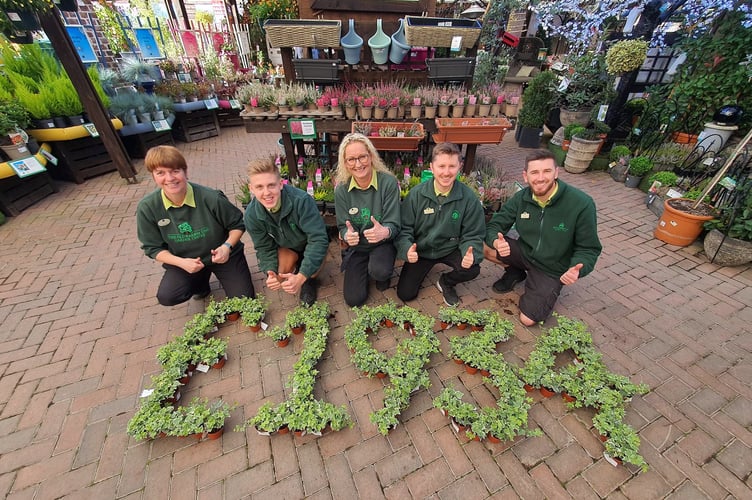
[294,430,304,437]
[654,198,715,247]
[561,139,570,151]
[480,369,490,377]
[599,434,608,443]
[278,426,290,435]
[465,365,478,375]
[178,374,190,385]
[291,325,305,335]
[440,321,450,329]
[376,371,387,379]
[212,355,227,370]
[248,323,262,332]
[454,358,464,365]
[670,131,698,145]
[487,435,501,444]
[524,384,536,393]
[471,325,484,332]
[276,337,291,347]
[562,392,576,403]
[539,387,556,398]
[207,427,224,440]
[226,312,240,321]
[456,322,467,331]
[382,319,395,328]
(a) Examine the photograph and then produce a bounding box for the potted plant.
[433,117,512,145]
[517,71,558,148]
[190,336,228,369]
[0,99,31,160]
[564,128,602,173]
[605,39,649,75]
[203,399,233,438]
[238,295,268,332]
[625,155,653,188]
[608,145,631,182]
[263,325,292,347]
[562,123,585,152]
[556,53,614,126]
[119,57,160,91]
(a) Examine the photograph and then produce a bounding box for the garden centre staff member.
[244,156,329,306]
[396,142,485,306]
[136,145,255,306]
[484,149,602,326]
[336,133,401,307]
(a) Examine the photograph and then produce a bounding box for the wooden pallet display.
[172,108,220,142]
[49,135,117,184]
[0,171,57,216]
[121,131,175,158]
[217,108,245,128]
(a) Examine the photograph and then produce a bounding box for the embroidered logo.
[451,210,460,220]
[553,222,568,232]
[178,222,193,234]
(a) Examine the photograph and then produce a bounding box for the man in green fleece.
[484,149,602,326]
[244,157,329,305]
[136,146,255,306]
[396,142,485,306]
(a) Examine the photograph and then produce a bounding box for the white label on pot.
[260,321,269,331]
[140,389,154,397]
[666,188,683,198]
[451,36,462,52]
[196,363,210,373]
[8,13,21,21]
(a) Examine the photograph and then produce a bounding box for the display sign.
[66,25,97,63]
[288,119,317,139]
[9,156,47,178]
[134,28,163,59]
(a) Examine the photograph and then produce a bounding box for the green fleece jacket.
[396,180,485,262]
[334,170,401,251]
[244,184,328,278]
[485,180,602,279]
[136,183,245,266]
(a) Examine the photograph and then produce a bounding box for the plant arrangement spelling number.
[236,301,352,436]
[344,302,439,434]
[126,296,267,440]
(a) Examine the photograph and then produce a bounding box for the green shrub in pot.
[627,156,653,177]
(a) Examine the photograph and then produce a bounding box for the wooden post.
[38,9,137,183]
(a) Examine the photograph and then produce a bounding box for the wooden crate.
[216,108,245,128]
[121,131,175,158]
[0,171,57,216]
[172,109,220,143]
[49,136,117,184]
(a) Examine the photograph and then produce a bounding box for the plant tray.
[433,117,512,144]
[405,16,481,49]
[427,57,476,81]
[293,59,341,83]
[351,121,425,151]
[264,19,341,48]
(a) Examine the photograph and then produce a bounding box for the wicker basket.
[264,19,341,48]
[404,16,481,49]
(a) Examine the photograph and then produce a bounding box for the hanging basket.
[264,19,341,48]
[404,16,481,48]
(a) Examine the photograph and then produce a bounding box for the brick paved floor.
[1,125,751,499]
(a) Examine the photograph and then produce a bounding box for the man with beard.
[244,157,329,305]
[484,149,602,326]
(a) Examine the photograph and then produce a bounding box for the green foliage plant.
[605,39,649,75]
[628,156,654,177]
[518,70,558,128]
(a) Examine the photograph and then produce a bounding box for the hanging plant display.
[344,302,439,434]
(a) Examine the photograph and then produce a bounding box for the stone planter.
[703,229,752,266]
[564,137,601,173]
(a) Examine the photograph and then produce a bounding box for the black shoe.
[375,279,390,291]
[192,287,211,300]
[492,267,527,293]
[436,275,459,306]
[299,278,318,306]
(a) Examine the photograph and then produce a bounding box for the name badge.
[423,207,435,215]
[521,212,530,219]
[349,207,359,215]
[158,218,171,226]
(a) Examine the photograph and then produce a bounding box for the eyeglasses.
[345,154,369,166]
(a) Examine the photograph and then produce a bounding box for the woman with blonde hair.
[334,133,401,306]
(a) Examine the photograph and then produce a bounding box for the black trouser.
[341,242,396,307]
[397,248,480,302]
[156,250,255,306]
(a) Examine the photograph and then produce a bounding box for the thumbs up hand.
[266,270,282,290]
[344,220,360,246]
[560,263,583,285]
[494,232,510,257]
[406,243,419,263]
[461,246,474,269]
[363,216,389,243]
